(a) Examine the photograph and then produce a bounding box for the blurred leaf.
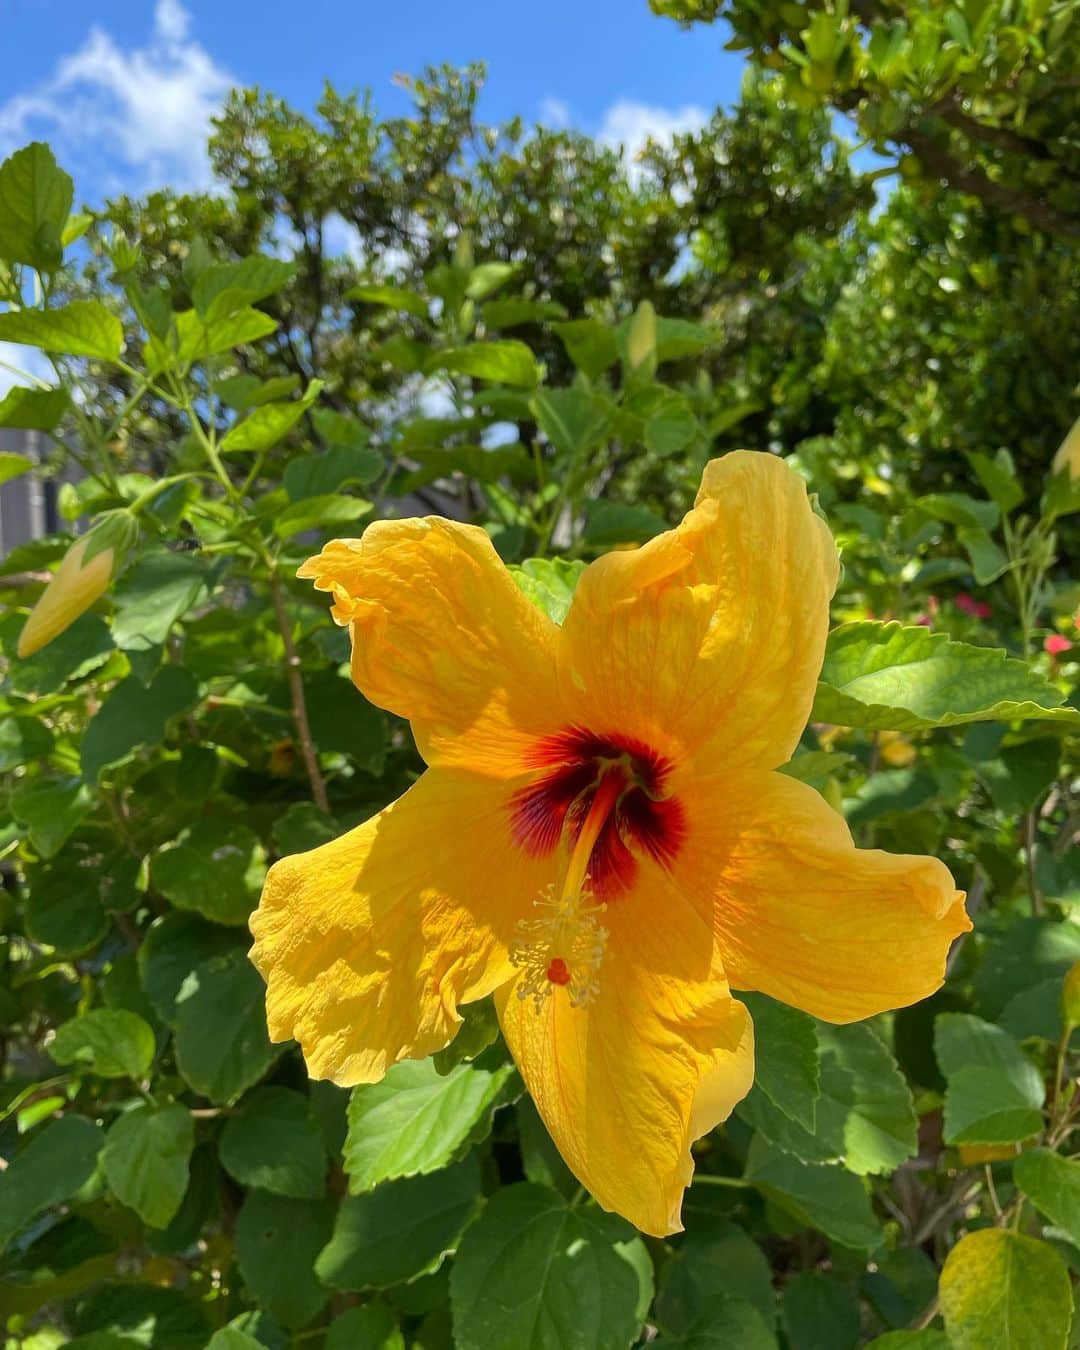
[553,319,619,377]
[325,1305,404,1350]
[215,373,300,411]
[652,1297,778,1349]
[450,1183,652,1350]
[917,493,998,531]
[958,527,1010,585]
[111,552,210,652]
[645,393,698,455]
[813,623,1080,731]
[532,387,612,456]
[50,1009,155,1079]
[939,1229,1071,1350]
[101,1104,193,1228]
[235,1191,335,1329]
[0,1116,104,1253]
[273,492,372,539]
[483,298,567,328]
[584,500,667,546]
[427,340,541,387]
[220,1087,327,1199]
[346,283,429,319]
[510,557,585,624]
[0,713,53,771]
[8,613,113,694]
[0,448,33,482]
[283,444,383,499]
[192,256,295,322]
[138,911,243,1025]
[0,301,123,360]
[0,385,69,431]
[656,1220,774,1334]
[173,950,275,1104]
[316,1156,482,1291]
[344,1056,516,1192]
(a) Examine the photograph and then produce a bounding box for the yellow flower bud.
[17,511,136,658]
[879,730,917,768]
[1062,960,1080,1030]
[958,1141,1024,1166]
[1052,413,1080,481]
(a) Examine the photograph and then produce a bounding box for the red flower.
[954,593,991,619]
[1044,634,1073,657]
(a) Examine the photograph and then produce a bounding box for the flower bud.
[627,300,658,375]
[1052,413,1080,482]
[17,510,138,658]
[1062,960,1080,1030]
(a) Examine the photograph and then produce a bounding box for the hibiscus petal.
[559,451,840,773]
[298,518,562,774]
[672,768,971,1023]
[250,769,554,1085]
[497,887,754,1237]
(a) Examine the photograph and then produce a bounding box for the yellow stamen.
[509,771,622,1011]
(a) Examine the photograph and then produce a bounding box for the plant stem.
[270,571,329,813]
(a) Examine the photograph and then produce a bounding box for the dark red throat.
[510,726,685,900]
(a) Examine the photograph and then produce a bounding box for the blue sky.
[1,0,749,204]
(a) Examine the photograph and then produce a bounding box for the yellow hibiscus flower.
[250,451,969,1237]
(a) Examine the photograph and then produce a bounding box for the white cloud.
[598,99,708,162]
[538,97,571,130]
[0,0,233,195]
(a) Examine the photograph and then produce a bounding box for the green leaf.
[1014,1148,1080,1247]
[173,950,275,1104]
[864,1334,951,1350]
[81,666,199,781]
[0,143,74,271]
[10,776,93,858]
[935,1014,1045,1144]
[940,1229,1071,1350]
[743,1136,882,1250]
[426,341,541,387]
[111,552,210,651]
[346,283,429,319]
[216,372,300,411]
[0,713,53,771]
[192,255,296,322]
[584,500,667,546]
[220,379,323,454]
[220,1087,327,1199]
[812,622,1080,731]
[781,1271,860,1350]
[399,443,530,491]
[739,992,820,1132]
[270,801,340,855]
[644,393,699,456]
[138,911,243,1025]
[917,493,999,531]
[510,557,585,624]
[50,1009,155,1079]
[9,612,114,694]
[206,1332,264,1350]
[553,318,619,377]
[283,444,383,499]
[25,860,107,954]
[450,1183,652,1350]
[273,492,373,539]
[0,385,69,431]
[958,526,1010,585]
[0,1115,104,1252]
[0,448,33,483]
[617,314,714,364]
[304,669,387,773]
[146,307,278,374]
[234,1192,335,1329]
[531,387,612,456]
[655,1220,775,1335]
[483,297,567,328]
[967,451,1023,514]
[101,1104,194,1228]
[975,918,1080,1018]
[653,1297,778,1350]
[316,1156,482,1291]
[150,819,263,926]
[466,262,518,299]
[0,301,123,361]
[344,1056,516,1192]
[325,1305,404,1350]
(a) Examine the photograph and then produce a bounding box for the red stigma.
[510,727,686,900]
[546,957,572,986]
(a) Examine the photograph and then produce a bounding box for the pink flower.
[955,593,992,619]
[1045,634,1073,656]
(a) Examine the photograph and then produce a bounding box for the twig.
[270,572,329,813]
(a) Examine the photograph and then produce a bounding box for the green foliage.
[0,33,1078,1346]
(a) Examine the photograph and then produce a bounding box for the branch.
[903,125,1080,238]
[270,573,330,813]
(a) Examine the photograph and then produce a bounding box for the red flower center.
[510,727,685,899]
